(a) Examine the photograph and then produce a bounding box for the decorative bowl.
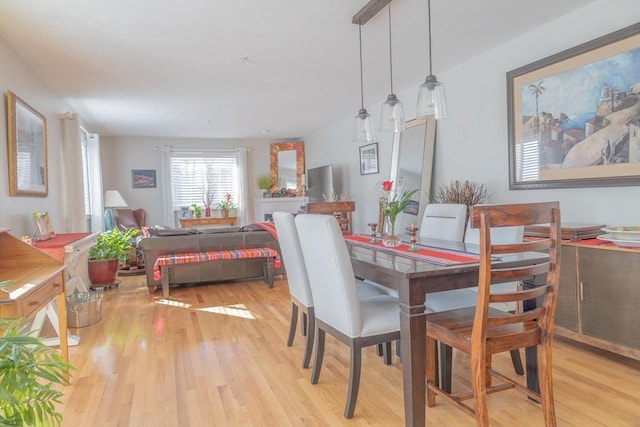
[600,226,640,241]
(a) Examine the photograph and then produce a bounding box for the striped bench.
[153,248,280,297]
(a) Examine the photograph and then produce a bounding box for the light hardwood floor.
[57,276,640,426]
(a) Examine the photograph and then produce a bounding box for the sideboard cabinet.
[554,244,639,360]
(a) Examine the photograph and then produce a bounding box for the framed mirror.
[270,140,305,197]
[7,91,48,197]
[386,117,436,233]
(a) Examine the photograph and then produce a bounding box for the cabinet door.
[556,246,578,332]
[578,248,640,349]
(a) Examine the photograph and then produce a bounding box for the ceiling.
[0,0,594,140]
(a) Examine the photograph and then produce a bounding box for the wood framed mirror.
[269,140,305,197]
[7,91,48,197]
[384,117,436,233]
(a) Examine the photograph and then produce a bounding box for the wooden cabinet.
[555,243,640,360]
[180,216,237,228]
[306,201,355,234]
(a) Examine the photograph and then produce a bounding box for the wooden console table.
[0,229,68,362]
[306,201,355,234]
[180,216,237,228]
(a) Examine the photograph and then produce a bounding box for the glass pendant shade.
[417,74,448,119]
[379,93,406,133]
[353,108,377,143]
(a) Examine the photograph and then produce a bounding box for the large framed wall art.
[507,23,640,189]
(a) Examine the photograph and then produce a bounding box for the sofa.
[138,225,283,294]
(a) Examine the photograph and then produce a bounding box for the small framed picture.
[359,143,379,175]
[180,206,190,218]
[132,169,156,188]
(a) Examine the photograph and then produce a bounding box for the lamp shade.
[379,94,406,133]
[104,190,128,208]
[417,75,448,119]
[353,108,377,143]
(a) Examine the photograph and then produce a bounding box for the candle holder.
[406,224,419,251]
[367,222,378,243]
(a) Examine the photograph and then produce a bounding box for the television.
[306,164,334,202]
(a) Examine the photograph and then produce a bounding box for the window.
[170,150,238,209]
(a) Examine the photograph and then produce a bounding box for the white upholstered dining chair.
[272,211,387,369]
[295,214,401,418]
[419,203,468,241]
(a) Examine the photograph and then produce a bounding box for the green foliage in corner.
[88,228,140,262]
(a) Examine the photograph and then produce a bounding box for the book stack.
[524,223,606,241]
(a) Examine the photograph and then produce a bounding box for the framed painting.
[359,143,379,175]
[32,211,55,241]
[132,169,156,188]
[6,91,48,197]
[507,23,640,189]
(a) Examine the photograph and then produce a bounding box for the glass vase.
[382,215,400,247]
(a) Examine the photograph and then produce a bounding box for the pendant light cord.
[359,24,365,110]
[428,0,433,76]
[387,5,394,94]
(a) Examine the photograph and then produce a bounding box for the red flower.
[382,181,393,192]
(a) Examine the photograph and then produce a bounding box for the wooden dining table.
[346,235,547,427]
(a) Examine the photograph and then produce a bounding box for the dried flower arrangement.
[431,180,490,207]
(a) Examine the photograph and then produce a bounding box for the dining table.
[345,233,547,427]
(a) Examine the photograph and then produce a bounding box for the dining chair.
[295,214,401,418]
[272,211,387,369]
[419,203,468,241]
[425,201,561,426]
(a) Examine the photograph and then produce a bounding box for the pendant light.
[417,0,447,119]
[379,4,405,133]
[353,23,377,143]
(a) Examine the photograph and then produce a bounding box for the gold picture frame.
[6,91,48,197]
[507,23,640,189]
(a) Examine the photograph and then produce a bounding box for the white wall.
[101,136,272,226]
[0,38,69,237]
[305,0,640,233]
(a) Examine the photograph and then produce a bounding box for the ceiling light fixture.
[379,4,405,133]
[353,24,377,143]
[417,0,447,119]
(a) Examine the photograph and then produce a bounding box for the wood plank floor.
[57,276,640,426]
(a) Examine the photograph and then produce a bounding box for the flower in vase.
[381,181,418,229]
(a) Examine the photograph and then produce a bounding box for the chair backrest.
[116,208,147,230]
[272,211,313,307]
[295,214,362,338]
[470,202,561,344]
[419,203,467,241]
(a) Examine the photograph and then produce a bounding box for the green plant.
[0,317,74,427]
[380,181,418,225]
[256,174,273,190]
[190,203,202,218]
[217,193,237,210]
[88,228,140,262]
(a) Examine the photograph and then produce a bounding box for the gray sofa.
[139,225,283,294]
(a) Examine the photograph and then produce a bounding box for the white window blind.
[170,150,238,208]
[515,140,540,182]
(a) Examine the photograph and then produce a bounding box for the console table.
[0,229,68,362]
[180,216,237,228]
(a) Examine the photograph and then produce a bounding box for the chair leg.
[537,342,557,427]
[382,341,392,365]
[395,339,402,360]
[426,337,437,407]
[376,343,383,356]
[345,342,362,418]
[440,343,453,393]
[301,309,315,369]
[302,311,308,337]
[287,302,298,347]
[471,350,490,427]
[510,348,525,376]
[311,328,325,385]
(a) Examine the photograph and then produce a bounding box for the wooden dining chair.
[295,214,401,418]
[272,211,387,369]
[425,201,561,426]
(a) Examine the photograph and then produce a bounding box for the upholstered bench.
[153,248,280,297]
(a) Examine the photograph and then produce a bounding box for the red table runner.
[33,232,91,262]
[153,248,280,281]
[344,234,480,266]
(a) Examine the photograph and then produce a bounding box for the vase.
[205,206,211,217]
[221,209,229,218]
[382,215,400,247]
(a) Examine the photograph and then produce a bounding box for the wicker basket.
[67,292,103,328]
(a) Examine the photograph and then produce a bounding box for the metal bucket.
[67,292,103,328]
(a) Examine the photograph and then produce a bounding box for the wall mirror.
[7,91,48,197]
[270,140,305,196]
[385,117,436,233]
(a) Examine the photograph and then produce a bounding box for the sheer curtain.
[236,147,249,226]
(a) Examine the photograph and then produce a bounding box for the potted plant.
[0,313,74,427]
[88,228,140,286]
[256,174,272,198]
[217,193,237,217]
